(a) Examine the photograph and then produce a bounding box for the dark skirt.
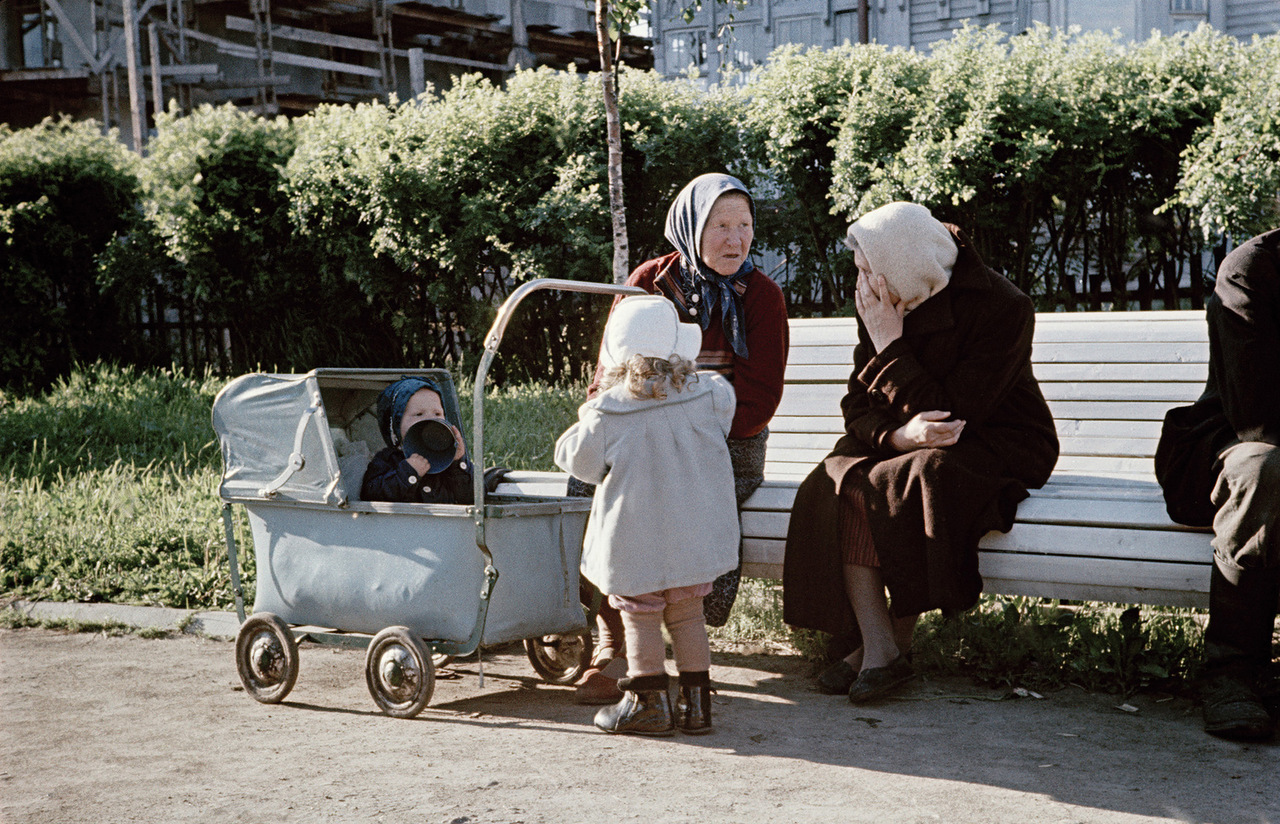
[784,440,1027,637]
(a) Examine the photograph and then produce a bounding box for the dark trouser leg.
[1207,442,1280,668]
[1205,562,1280,669]
[1200,442,1280,739]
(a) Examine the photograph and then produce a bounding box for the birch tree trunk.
[595,0,630,284]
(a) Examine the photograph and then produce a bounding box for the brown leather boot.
[676,670,713,735]
[574,657,626,705]
[593,674,674,736]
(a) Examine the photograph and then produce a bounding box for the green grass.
[456,376,588,472]
[1,363,1213,695]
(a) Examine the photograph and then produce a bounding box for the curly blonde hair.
[599,354,699,400]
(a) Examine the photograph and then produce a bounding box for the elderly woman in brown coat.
[782,202,1058,704]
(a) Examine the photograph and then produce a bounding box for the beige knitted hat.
[846,202,958,311]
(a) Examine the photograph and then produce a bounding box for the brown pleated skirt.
[838,486,880,568]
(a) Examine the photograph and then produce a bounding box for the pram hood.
[211,368,461,506]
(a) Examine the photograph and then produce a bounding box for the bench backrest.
[768,311,1210,484]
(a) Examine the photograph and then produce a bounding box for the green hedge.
[3,25,1279,390]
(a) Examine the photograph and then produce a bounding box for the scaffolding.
[0,0,653,145]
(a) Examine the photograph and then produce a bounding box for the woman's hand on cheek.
[855,272,905,352]
[889,410,965,452]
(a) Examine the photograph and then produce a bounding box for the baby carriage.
[213,279,642,718]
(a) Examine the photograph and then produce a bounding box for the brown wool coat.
[782,227,1059,637]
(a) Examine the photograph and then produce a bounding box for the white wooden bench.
[499,310,1214,610]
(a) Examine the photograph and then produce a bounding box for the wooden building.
[650,0,1278,79]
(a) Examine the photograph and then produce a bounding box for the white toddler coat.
[554,373,740,597]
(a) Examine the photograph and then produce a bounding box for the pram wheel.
[524,632,592,685]
[365,627,435,718]
[235,612,299,704]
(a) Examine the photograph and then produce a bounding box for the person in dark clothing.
[361,376,474,505]
[783,202,1058,705]
[1155,227,1280,742]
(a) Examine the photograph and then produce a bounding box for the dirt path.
[1,627,1274,824]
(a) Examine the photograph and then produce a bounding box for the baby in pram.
[361,376,474,504]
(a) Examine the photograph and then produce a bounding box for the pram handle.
[471,279,645,555]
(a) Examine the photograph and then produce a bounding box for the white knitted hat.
[601,295,702,369]
[846,202,958,310]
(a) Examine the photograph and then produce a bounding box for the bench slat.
[768,415,846,435]
[1048,457,1157,478]
[777,380,1199,417]
[1033,341,1208,363]
[757,440,1156,462]
[1033,362,1207,382]
[1047,400,1185,421]
[1039,382,1203,403]
[764,431,1163,459]
[767,418,1167,440]
[743,502,1205,544]
[787,344,855,365]
[788,365,1208,389]
[979,557,1208,608]
[741,477,1172,510]
[1031,320,1208,343]
[979,522,1208,563]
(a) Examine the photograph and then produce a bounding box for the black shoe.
[594,674,674,736]
[848,656,914,705]
[676,671,713,735]
[816,659,858,695]
[1201,668,1274,742]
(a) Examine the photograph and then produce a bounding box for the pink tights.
[619,595,710,678]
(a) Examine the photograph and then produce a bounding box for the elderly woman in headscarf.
[782,202,1058,705]
[569,172,790,703]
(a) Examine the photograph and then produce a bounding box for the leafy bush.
[0,117,144,389]
[144,104,394,374]
[826,24,1252,312]
[747,44,928,314]
[6,29,1280,386]
[285,67,746,384]
[1173,34,1280,241]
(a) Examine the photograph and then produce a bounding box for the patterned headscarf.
[376,376,444,448]
[664,173,756,359]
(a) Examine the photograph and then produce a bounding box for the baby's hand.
[406,453,432,475]
[448,423,466,462]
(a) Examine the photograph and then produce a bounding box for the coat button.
[407,475,418,484]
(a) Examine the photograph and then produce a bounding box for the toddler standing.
[555,295,739,735]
